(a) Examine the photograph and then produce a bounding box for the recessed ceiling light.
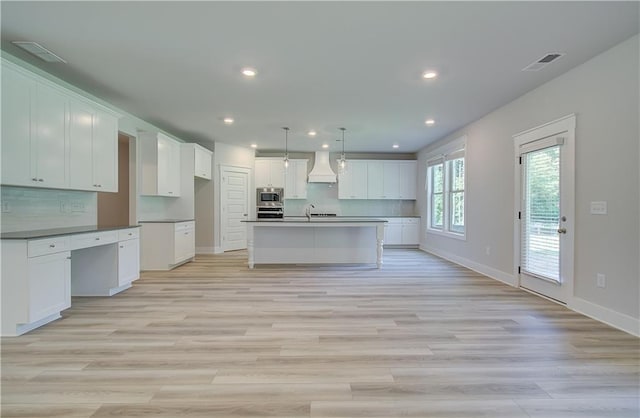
[308,130,317,137]
[322,144,329,149]
[250,144,257,148]
[392,144,399,149]
[241,67,257,77]
[422,71,438,79]
[425,119,435,126]
[223,117,234,125]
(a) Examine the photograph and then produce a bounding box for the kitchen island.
[244,217,387,269]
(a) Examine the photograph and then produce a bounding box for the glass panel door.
[521,145,561,282]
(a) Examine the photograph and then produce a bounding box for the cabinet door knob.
[128,233,132,236]
[119,245,124,248]
[32,178,38,181]
[38,178,44,182]
[95,237,100,240]
[49,244,56,248]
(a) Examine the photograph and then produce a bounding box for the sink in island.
[243,217,387,269]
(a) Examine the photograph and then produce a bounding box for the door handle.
[557,228,567,234]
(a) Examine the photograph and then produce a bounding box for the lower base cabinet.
[27,251,71,324]
[118,238,140,287]
[140,221,195,270]
[384,218,421,246]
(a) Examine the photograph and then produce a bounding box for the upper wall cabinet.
[255,158,285,188]
[339,160,417,200]
[284,159,308,199]
[139,132,181,197]
[338,160,368,199]
[68,99,118,192]
[193,144,213,180]
[1,60,120,192]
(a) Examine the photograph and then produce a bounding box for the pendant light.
[282,127,290,172]
[338,127,347,174]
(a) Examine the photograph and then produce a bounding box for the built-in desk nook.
[1,225,140,336]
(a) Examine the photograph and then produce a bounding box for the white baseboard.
[214,246,224,254]
[420,245,517,287]
[196,246,216,255]
[570,297,640,337]
[419,245,640,337]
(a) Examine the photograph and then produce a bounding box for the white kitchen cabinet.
[68,99,118,192]
[139,132,182,197]
[1,65,35,187]
[383,217,421,246]
[33,82,68,189]
[118,236,140,287]
[28,251,71,324]
[383,162,401,199]
[338,160,368,199]
[140,221,195,270]
[401,218,420,245]
[284,159,308,199]
[398,161,417,200]
[92,111,119,191]
[384,218,403,245]
[367,160,417,200]
[255,158,285,188]
[1,78,70,189]
[194,144,213,180]
[174,221,196,263]
[2,237,71,336]
[1,60,120,192]
[367,161,385,199]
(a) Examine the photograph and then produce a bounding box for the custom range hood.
[307,151,337,183]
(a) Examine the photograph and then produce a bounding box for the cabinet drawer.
[174,221,195,232]
[28,237,70,258]
[69,231,118,250]
[403,218,420,225]
[118,228,140,241]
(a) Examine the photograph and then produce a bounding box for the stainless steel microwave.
[257,188,283,206]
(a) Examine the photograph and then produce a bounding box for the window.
[426,139,465,237]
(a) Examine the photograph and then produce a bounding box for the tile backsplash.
[284,183,416,217]
[1,186,97,232]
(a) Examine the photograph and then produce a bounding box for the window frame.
[425,136,466,240]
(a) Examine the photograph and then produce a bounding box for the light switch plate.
[590,201,607,215]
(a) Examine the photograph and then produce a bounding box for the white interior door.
[514,115,575,303]
[221,167,249,251]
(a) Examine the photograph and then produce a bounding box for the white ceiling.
[1,2,638,153]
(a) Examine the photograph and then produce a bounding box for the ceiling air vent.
[11,41,67,63]
[522,52,565,72]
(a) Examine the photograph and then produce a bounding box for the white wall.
[417,35,639,333]
[213,142,256,252]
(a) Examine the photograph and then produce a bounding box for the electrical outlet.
[590,201,607,215]
[70,201,85,213]
[596,273,606,288]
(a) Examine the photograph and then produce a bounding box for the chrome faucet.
[305,204,316,220]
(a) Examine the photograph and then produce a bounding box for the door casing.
[513,114,576,303]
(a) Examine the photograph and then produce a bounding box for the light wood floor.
[2,249,638,417]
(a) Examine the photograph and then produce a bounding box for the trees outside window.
[427,142,465,238]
